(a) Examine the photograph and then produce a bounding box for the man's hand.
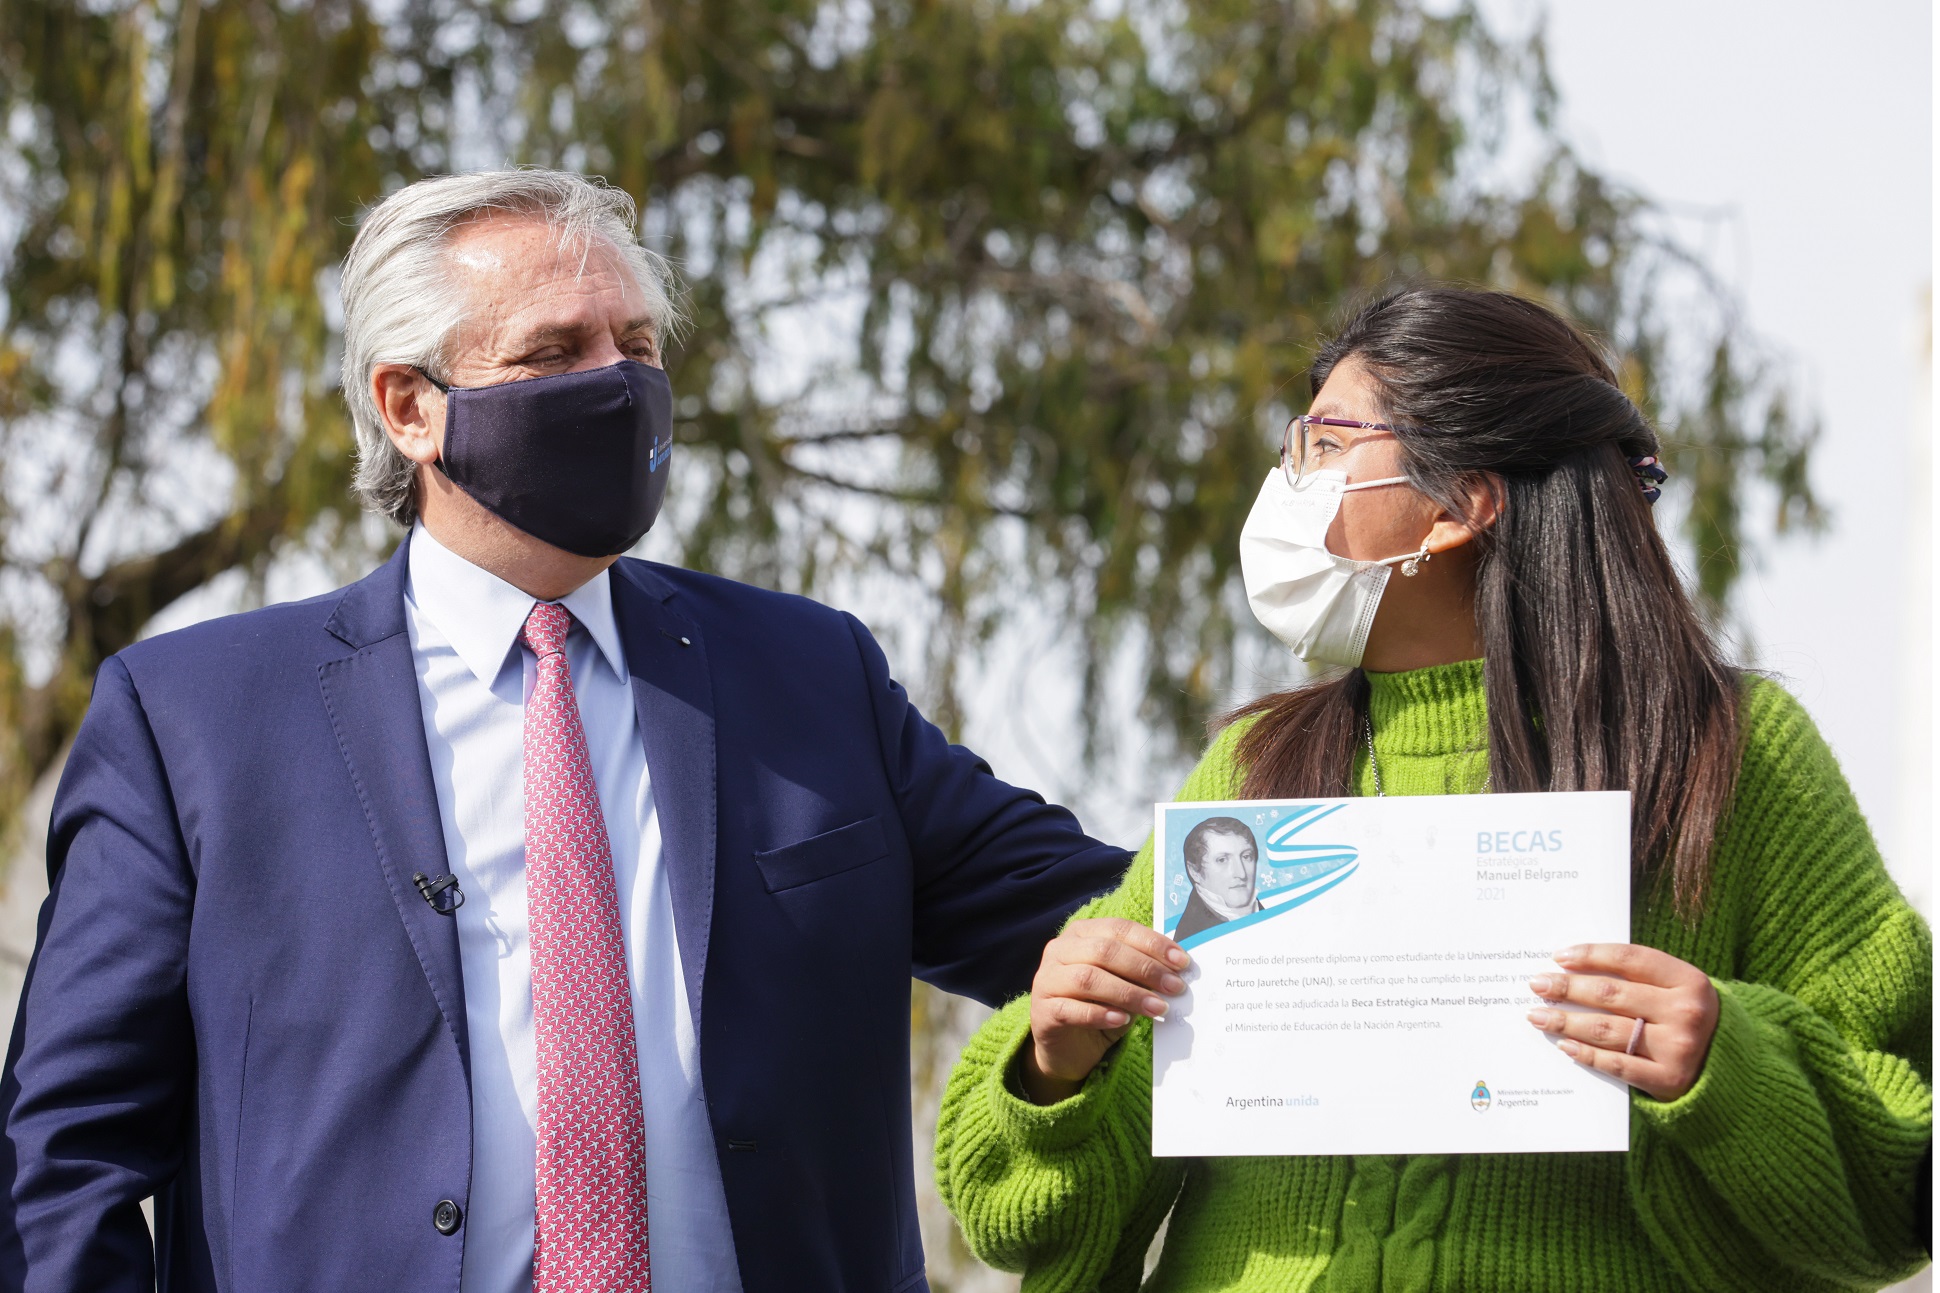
[1525,943,1721,1102]
[1018,918,1189,1105]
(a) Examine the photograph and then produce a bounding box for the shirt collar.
[406,524,628,687]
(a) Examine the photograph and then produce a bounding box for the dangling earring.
[1401,542,1432,577]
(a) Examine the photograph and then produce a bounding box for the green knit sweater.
[935,660,1932,1292]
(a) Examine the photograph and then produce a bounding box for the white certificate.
[1151,792,1631,1157]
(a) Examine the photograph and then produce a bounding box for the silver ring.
[1624,1016,1645,1056]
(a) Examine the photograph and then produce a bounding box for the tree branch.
[70,492,294,665]
[777,458,1032,520]
[5,491,298,810]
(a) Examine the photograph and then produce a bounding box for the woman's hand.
[1525,943,1720,1102]
[1017,918,1189,1105]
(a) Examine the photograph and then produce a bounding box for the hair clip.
[1628,455,1667,505]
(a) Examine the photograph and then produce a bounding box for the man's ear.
[1424,472,1506,556]
[372,363,446,468]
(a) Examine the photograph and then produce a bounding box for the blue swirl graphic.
[1164,801,1361,950]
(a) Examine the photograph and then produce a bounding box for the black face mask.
[424,359,674,558]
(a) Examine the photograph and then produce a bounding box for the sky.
[1527,0,1933,909]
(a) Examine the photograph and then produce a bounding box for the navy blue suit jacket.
[0,543,1129,1292]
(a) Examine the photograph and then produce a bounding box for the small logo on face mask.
[1471,1080,1492,1112]
[649,437,672,472]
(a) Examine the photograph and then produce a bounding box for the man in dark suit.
[1172,815,1261,942]
[0,171,1128,1293]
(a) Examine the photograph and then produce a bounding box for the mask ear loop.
[411,365,457,478]
[1338,474,1433,575]
[1338,474,1412,493]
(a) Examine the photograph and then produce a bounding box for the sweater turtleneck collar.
[1363,657,1489,758]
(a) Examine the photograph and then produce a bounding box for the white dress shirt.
[403,524,742,1293]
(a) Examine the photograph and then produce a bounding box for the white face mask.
[1238,468,1428,669]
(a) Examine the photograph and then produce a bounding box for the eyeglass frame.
[1280,414,1408,488]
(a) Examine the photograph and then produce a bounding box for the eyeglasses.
[1280,415,1402,488]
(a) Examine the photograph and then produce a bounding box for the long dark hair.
[1230,286,1739,914]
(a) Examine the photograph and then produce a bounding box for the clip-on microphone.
[413,872,465,915]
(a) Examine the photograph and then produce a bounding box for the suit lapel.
[316,543,471,1079]
[610,561,717,1038]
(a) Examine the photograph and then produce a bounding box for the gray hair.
[338,169,683,527]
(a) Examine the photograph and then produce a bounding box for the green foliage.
[0,0,430,823]
[1669,337,1825,612]
[512,0,1818,745]
[0,0,1819,836]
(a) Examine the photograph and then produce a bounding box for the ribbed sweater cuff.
[986,1012,1138,1154]
[1631,979,1763,1146]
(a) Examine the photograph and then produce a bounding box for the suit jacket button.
[433,1200,462,1235]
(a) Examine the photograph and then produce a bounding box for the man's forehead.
[444,215,649,340]
[449,210,605,259]
[447,216,638,292]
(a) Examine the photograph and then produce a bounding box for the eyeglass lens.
[1282,416,1395,486]
[1282,417,1329,487]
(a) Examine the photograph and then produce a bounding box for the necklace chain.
[1363,713,1490,798]
[1364,715,1385,798]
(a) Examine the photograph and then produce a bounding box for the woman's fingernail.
[1526,1008,1558,1031]
[1553,945,1587,964]
[1144,997,1168,1017]
[1529,975,1561,997]
[1557,1039,1582,1059]
[1167,948,1190,968]
[1104,1010,1129,1027]
[1160,974,1185,995]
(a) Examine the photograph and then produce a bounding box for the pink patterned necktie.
[521,602,651,1292]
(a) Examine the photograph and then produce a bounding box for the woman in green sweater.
[934,286,1932,1292]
